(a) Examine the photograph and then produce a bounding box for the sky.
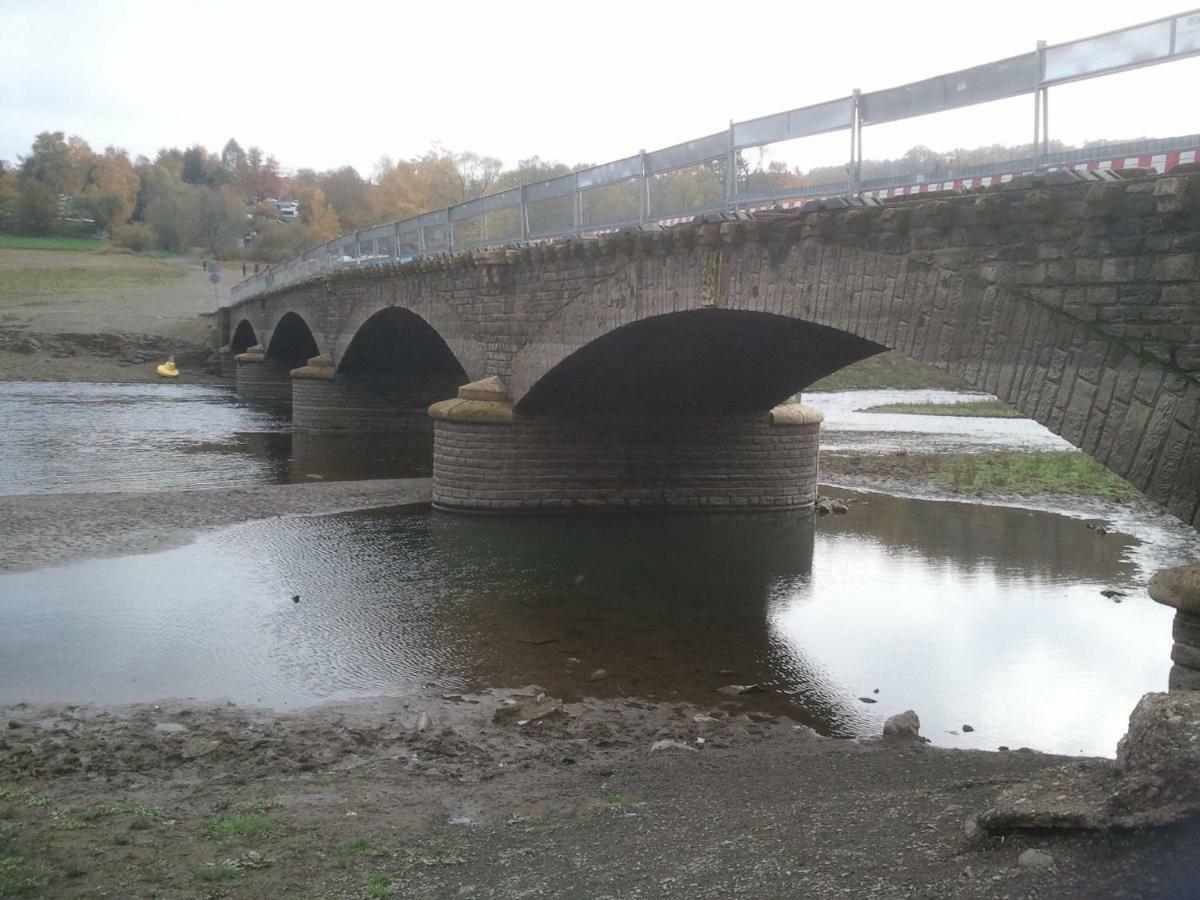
[3,0,1199,178]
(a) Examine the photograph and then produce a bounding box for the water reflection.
[0,492,1175,756]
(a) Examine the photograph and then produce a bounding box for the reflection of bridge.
[221,166,1200,525]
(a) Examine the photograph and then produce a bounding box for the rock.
[1168,664,1200,691]
[1017,849,1055,869]
[589,668,608,682]
[980,692,1200,834]
[718,684,765,696]
[882,710,921,739]
[650,739,697,753]
[830,501,849,514]
[1171,642,1200,671]
[858,697,877,704]
[180,738,221,760]
[1149,563,1200,615]
[1172,611,1200,646]
[962,724,975,733]
[1100,589,1126,599]
[961,816,983,844]
[414,712,433,732]
[492,694,564,726]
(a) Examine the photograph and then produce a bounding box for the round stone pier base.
[429,377,823,513]
[1150,563,1200,691]
[291,355,462,433]
[235,345,293,407]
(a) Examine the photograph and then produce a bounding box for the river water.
[1,381,1197,757]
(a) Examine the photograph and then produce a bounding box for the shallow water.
[0,491,1181,756]
[1,381,1194,757]
[807,388,1074,455]
[0,381,429,494]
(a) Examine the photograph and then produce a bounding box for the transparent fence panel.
[1043,18,1173,84]
[734,130,852,207]
[1039,55,1200,158]
[857,94,1035,190]
[527,194,575,238]
[421,223,449,253]
[581,178,641,230]
[649,159,726,220]
[484,206,522,242]
[451,214,484,249]
[398,225,421,258]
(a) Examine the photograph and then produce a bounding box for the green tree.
[20,131,72,192]
[17,179,58,233]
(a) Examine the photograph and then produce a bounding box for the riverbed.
[2,381,1197,757]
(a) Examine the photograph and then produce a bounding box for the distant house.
[274,200,299,219]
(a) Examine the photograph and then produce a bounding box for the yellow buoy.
[156,360,179,378]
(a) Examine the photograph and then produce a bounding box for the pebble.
[650,739,696,753]
[962,724,975,733]
[1017,848,1055,869]
[589,668,608,682]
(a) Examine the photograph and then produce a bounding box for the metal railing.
[228,8,1200,306]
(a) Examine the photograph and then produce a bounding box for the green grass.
[808,351,969,392]
[204,813,284,845]
[0,234,105,252]
[0,788,47,808]
[0,855,53,895]
[196,860,241,883]
[861,399,1022,418]
[937,452,1138,500]
[606,794,639,807]
[0,263,184,303]
[334,837,383,868]
[364,871,394,898]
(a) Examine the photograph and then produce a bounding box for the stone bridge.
[219,168,1200,525]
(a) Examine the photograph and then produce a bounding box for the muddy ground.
[0,249,230,384]
[4,689,1200,900]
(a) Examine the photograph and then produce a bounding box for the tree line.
[0,130,1121,262]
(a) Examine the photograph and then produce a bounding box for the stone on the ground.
[962,724,975,732]
[415,711,432,732]
[492,694,564,726]
[979,692,1200,833]
[882,710,920,738]
[1017,848,1055,869]
[718,684,764,696]
[1148,563,1200,615]
[831,500,848,514]
[650,739,697,753]
[589,668,608,682]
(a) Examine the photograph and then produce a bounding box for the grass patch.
[0,234,105,252]
[204,813,284,845]
[808,351,969,392]
[0,787,47,808]
[81,802,164,821]
[364,871,393,898]
[606,794,639,807]
[861,399,1022,418]
[937,452,1138,500]
[0,855,53,895]
[196,860,241,883]
[334,837,384,868]
[50,815,89,831]
[0,263,184,303]
[110,833,130,846]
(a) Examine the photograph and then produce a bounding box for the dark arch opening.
[518,309,886,413]
[266,312,319,367]
[231,319,257,353]
[339,307,467,380]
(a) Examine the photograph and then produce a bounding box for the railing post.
[447,209,456,253]
[1033,40,1046,168]
[849,89,862,195]
[572,173,582,235]
[725,119,737,212]
[392,223,401,260]
[639,150,649,224]
[519,184,529,242]
[418,218,427,254]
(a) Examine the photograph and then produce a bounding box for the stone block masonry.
[224,167,1200,525]
[235,346,292,406]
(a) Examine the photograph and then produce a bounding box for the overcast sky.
[3,0,1198,178]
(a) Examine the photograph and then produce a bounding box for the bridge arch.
[510,235,1200,526]
[517,309,884,414]
[266,311,321,366]
[230,319,258,353]
[339,306,467,382]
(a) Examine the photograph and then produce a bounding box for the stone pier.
[1150,563,1200,690]
[290,354,462,432]
[429,377,823,513]
[235,344,293,406]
